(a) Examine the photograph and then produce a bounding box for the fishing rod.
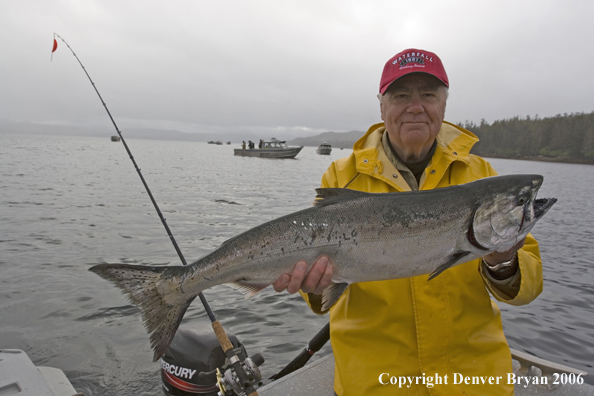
[52,33,261,396]
[270,322,330,380]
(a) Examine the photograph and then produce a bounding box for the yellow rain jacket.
[303,121,543,395]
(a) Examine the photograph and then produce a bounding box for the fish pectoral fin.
[428,251,471,280]
[226,281,270,298]
[321,282,349,311]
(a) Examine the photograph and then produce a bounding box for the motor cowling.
[161,324,247,396]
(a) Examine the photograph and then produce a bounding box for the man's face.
[379,73,447,161]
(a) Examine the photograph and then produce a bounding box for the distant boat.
[316,142,332,155]
[215,141,223,145]
[234,138,303,159]
[226,141,231,145]
[111,135,120,142]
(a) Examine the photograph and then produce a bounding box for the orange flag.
[51,38,57,61]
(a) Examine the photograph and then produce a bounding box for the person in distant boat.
[242,141,246,150]
[259,139,263,149]
[272,48,544,396]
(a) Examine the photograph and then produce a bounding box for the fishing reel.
[215,352,265,396]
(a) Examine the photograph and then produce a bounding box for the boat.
[0,349,78,396]
[3,342,590,396]
[234,138,303,159]
[154,321,592,396]
[259,349,592,395]
[111,135,120,142]
[316,142,332,155]
[226,141,231,145]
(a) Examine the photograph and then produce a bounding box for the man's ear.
[378,94,385,121]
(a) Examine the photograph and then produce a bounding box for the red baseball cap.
[379,49,449,94]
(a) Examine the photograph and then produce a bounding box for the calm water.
[1,134,592,395]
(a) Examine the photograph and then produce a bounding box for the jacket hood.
[347,121,480,191]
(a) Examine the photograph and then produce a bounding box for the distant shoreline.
[481,154,594,166]
[3,128,593,166]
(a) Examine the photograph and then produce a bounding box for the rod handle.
[212,320,234,352]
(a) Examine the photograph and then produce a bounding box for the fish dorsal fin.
[321,282,349,311]
[313,188,370,207]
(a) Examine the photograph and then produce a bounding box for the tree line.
[460,112,594,163]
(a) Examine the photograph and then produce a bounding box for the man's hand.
[482,238,526,280]
[272,255,334,295]
[483,238,526,266]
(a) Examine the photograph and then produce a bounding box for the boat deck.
[0,349,79,396]
[2,346,591,395]
[259,351,592,396]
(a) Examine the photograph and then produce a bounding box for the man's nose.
[407,95,424,113]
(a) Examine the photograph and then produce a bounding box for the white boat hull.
[0,349,78,396]
[234,147,303,159]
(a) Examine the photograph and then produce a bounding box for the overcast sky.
[1,0,593,138]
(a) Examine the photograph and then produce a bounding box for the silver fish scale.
[181,189,477,293]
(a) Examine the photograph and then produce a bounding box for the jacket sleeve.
[479,233,543,306]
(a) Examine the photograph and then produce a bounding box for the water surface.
[1,134,592,394]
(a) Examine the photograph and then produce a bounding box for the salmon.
[90,174,556,361]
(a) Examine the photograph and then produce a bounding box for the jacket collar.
[351,121,479,191]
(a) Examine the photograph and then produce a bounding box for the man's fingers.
[273,255,334,295]
[286,261,308,294]
[301,256,329,293]
[485,238,527,264]
[272,274,290,293]
[313,259,334,295]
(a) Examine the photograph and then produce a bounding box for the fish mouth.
[533,197,557,220]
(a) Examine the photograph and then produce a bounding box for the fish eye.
[518,196,527,205]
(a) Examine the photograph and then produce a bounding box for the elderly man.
[273,49,543,395]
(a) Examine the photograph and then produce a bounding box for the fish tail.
[89,263,195,362]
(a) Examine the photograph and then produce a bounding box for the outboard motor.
[161,324,263,396]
